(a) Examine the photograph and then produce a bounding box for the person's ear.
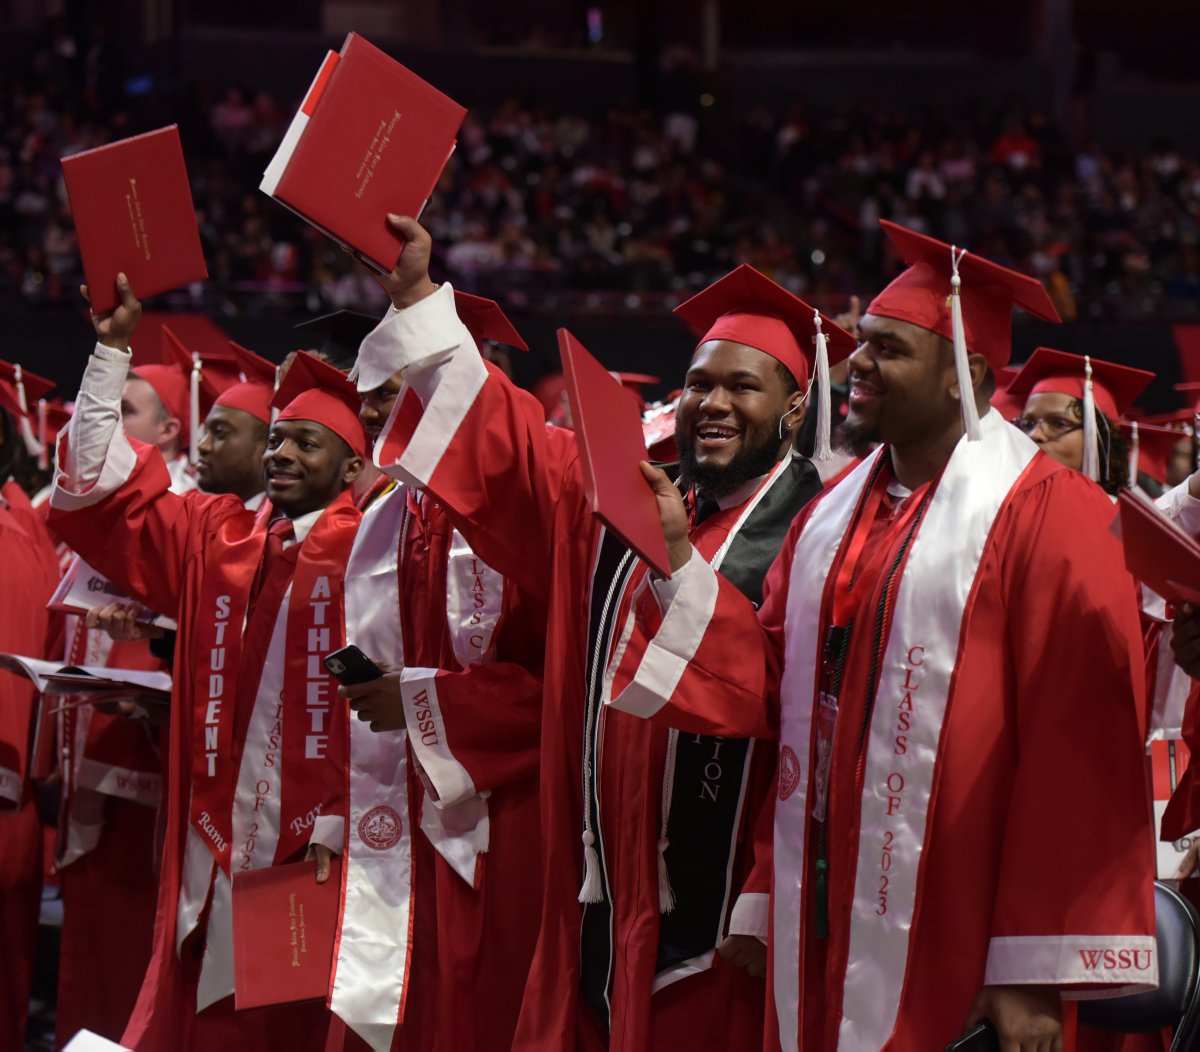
[782,389,806,434]
[342,456,365,485]
[161,417,182,446]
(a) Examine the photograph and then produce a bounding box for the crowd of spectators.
[3,17,1200,323]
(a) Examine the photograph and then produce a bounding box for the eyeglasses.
[1012,414,1082,439]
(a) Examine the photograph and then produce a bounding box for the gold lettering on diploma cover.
[124,178,151,261]
[354,110,402,200]
[288,892,300,967]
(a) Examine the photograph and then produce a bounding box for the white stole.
[773,410,1035,1051]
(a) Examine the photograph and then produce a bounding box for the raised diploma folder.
[1117,488,1200,605]
[60,125,207,312]
[559,329,672,579]
[232,858,342,1010]
[48,555,177,632]
[260,32,466,273]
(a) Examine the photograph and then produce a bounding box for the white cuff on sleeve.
[309,814,345,855]
[728,892,769,943]
[353,282,471,395]
[649,547,695,612]
[1156,480,1200,539]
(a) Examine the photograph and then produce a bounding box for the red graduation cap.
[271,351,367,459]
[0,361,54,422]
[162,327,242,412]
[674,264,856,386]
[128,362,188,430]
[1174,382,1200,414]
[1121,421,1190,486]
[229,341,279,387]
[214,382,273,425]
[868,221,1061,372]
[1006,348,1154,421]
[453,291,529,352]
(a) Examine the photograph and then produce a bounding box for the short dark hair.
[775,360,800,397]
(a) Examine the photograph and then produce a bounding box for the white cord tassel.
[655,728,679,913]
[12,365,42,459]
[189,353,202,466]
[36,398,48,471]
[1127,421,1139,489]
[812,309,833,462]
[1081,355,1100,482]
[579,829,603,904]
[948,247,982,442]
[271,365,281,427]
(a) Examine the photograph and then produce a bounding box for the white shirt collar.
[282,506,324,545]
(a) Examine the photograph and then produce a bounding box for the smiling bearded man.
[356,219,857,1052]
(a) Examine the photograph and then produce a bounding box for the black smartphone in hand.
[945,1021,1001,1052]
[324,645,385,686]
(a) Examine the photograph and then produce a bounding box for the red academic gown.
[52,622,165,1048]
[0,481,62,1052]
[607,414,1157,1050]
[398,489,544,1052]
[49,442,359,1052]
[370,317,786,1051]
[330,482,544,1052]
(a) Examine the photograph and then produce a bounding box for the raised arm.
[47,276,218,615]
[359,218,584,599]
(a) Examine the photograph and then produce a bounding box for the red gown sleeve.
[400,661,543,804]
[376,354,586,602]
[604,510,809,740]
[984,473,1157,993]
[48,441,239,620]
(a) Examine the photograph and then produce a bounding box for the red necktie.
[249,517,294,608]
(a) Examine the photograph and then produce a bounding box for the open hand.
[372,216,438,310]
[639,461,691,574]
[82,272,142,352]
[965,984,1062,1052]
[339,666,405,732]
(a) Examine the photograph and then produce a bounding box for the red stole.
[188,491,360,872]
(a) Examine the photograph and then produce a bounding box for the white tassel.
[271,365,281,427]
[1128,421,1139,489]
[1081,355,1100,482]
[12,365,43,459]
[948,247,982,442]
[655,728,678,913]
[578,829,603,904]
[657,838,676,913]
[189,353,202,465]
[36,399,48,471]
[812,309,833,461]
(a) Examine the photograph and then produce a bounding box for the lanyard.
[829,465,928,630]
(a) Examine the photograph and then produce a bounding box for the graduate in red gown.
[52,365,273,1048]
[608,221,1157,1050]
[0,372,62,1052]
[324,294,546,1052]
[352,216,854,1052]
[48,274,366,1051]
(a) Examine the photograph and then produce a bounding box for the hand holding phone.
[944,1021,1001,1052]
[323,644,385,686]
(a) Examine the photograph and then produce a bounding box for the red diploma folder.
[232,858,342,1010]
[260,33,466,273]
[1117,489,1200,605]
[559,329,672,578]
[60,126,207,313]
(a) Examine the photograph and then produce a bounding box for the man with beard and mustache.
[356,215,855,1052]
[608,220,1156,1050]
